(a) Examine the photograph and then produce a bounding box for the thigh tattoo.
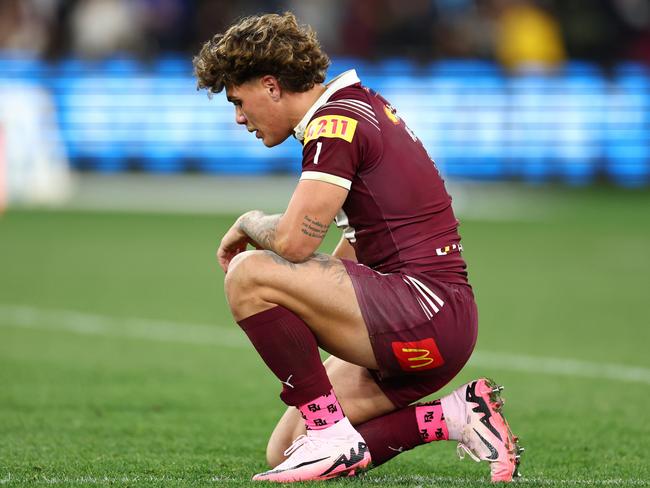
[262,250,349,285]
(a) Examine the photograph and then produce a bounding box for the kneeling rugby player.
[193,11,522,483]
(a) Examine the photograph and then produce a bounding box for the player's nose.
[235,107,247,125]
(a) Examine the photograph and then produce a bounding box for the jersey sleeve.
[300,107,374,190]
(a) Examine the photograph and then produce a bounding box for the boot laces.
[283,433,328,457]
[455,425,484,463]
[456,442,481,463]
[283,435,307,457]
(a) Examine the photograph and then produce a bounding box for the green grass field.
[1,186,649,487]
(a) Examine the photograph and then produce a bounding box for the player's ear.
[261,75,282,102]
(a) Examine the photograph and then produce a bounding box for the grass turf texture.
[1,186,649,487]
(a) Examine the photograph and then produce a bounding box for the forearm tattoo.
[238,210,281,252]
[301,215,329,239]
[239,211,330,252]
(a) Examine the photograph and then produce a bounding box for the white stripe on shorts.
[414,295,434,320]
[404,275,445,314]
[402,277,434,319]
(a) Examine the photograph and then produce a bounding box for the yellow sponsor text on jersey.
[304,115,358,145]
[383,104,400,125]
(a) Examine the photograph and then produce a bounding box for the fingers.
[217,249,237,273]
[216,244,234,273]
[217,220,258,273]
[218,255,229,273]
[217,242,248,273]
[217,251,229,273]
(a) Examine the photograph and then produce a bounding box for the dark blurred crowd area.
[1,0,649,70]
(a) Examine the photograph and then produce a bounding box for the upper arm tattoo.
[301,215,329,239]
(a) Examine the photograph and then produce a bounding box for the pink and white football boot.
[252,417,371,482]
[441,378,523,483]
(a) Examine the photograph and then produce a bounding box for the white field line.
[1,304,650,386]
[0,304,246,349]
[0,474,648,486]
[467,352,650,386]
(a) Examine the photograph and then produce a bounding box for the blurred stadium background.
[1,1,650,486]
[1,0,650,200]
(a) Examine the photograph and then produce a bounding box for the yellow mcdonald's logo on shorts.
[304,115,358,145]
[401,348,435,368]
[392,338,445,372]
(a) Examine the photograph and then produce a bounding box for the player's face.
[226,77,292,147]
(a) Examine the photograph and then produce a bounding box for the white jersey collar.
[293,69,361,141]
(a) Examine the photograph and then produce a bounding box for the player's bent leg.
[267,376,524,483]
[224,250,377,369]
[266,356,397,467]
[226,252,523,482]
[224,251,377,481]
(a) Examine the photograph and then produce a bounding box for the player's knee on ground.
[266,407,305,467]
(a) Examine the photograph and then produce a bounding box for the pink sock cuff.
[415,400,449,442]
[298,389,345,430]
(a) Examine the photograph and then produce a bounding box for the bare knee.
[266,408,305,467]
[223,250,271,319]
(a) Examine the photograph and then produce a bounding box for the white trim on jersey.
[293,70,361,141]
[342,98,373,110]
[404,275,445,314]
[317,101,380,131]
[300,171,352,190]
[324,99,377,121]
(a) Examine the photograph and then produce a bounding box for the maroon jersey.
[293,70,467,284]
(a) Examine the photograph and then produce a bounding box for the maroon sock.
[237,306,332,407]
[356,400,448,467]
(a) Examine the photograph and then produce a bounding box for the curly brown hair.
[193,12,330,95]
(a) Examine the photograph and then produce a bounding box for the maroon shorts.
[342,260,478,408]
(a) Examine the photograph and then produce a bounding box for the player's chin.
[259,133,289,148]
[260,138,280,148]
